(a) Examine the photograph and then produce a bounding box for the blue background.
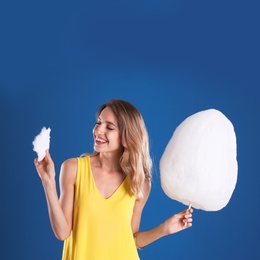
[1,0,259,259]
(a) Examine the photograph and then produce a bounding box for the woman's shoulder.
[62,153,92,165]
[62,157,78,167]
[62,155,93,171]
[60,158,78,178]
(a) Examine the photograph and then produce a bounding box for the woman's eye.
[95,122,114,130]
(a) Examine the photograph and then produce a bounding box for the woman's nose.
[96,124,105,134]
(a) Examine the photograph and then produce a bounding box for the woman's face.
[93,107,123,155]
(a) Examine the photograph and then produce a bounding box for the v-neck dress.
[62,156,139,260]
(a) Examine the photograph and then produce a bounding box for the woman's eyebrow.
[106,121,117,127]
[98,117,117,127]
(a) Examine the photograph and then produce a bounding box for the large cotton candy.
[160,109,238,211]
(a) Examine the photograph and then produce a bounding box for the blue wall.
[1,1,259,259]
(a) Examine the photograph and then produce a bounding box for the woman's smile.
[95,136,108,146]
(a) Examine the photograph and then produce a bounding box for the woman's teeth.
[96,138,107,143]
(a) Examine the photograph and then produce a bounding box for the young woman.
[34,99,193,260]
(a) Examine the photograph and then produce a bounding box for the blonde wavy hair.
[94,99,152,198]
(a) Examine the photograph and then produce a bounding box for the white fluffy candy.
[160,109,238,211]
[32,127,51,161]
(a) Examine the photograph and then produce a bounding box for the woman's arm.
[34,150,77,240]
[131,180,193,249]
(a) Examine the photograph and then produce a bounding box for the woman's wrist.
[160,221,171,236]
[42,177,56,190]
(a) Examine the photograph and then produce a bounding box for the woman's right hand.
[34,149,56,183]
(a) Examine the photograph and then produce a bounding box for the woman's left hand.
[162,207,193,235]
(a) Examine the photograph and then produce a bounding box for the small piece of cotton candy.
[160,109,238,211]
[32,127,51,161]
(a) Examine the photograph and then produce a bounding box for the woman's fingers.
[184,215,192,222]
[45,149,54,163]
[183,207,193,228]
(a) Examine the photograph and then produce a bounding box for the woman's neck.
[96,152,122,173]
